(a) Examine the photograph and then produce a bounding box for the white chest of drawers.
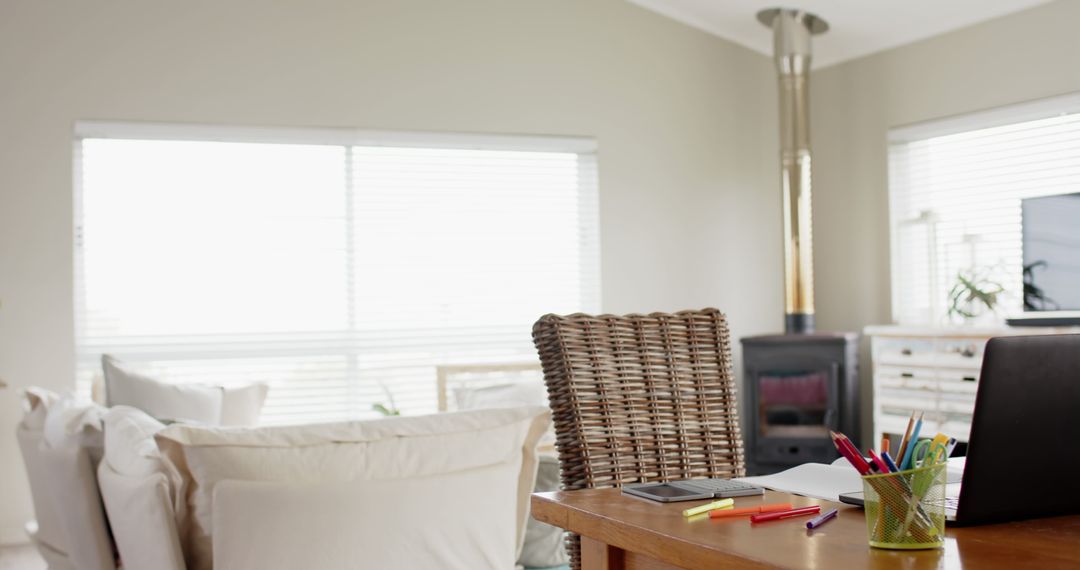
[865,325,1079,447]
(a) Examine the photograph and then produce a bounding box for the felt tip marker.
[805,508,839,529]
[682,498,734,518]
[750,505,821,523]
[709,503,794,519]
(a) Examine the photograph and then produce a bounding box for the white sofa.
[97,405,550,570]
[15,353,269,570]
[18,359,555,570]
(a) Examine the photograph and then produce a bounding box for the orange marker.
[709,503,793,519]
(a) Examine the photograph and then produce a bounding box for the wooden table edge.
[531,492,778,569]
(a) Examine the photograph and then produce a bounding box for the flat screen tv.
[1010,192,1080,326]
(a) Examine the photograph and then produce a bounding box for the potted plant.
[947,269,1004,323]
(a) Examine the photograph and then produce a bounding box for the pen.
[943,437,958,459]
[880,450,901,473]
[900,413,924,470]
[709,503,793,519]
[806,508,839,529]
[682,498,734,518]
[881,435,890,455]
[880,449,935,529]
[750,505,821,523]
[870,447,927,519]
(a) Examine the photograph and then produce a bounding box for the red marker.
[750,505,821,523]
[867,448,892,474]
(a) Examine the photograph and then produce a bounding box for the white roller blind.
[75,125,599,424]
[888,94,1080,325]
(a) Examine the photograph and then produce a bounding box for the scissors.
[912,434,955,467]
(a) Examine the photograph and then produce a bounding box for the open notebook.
[733,457,965,503]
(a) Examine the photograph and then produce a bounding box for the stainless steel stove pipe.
[758,8,828,334]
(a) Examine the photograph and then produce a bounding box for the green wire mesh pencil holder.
[861,462,947,549]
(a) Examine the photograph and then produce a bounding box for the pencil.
[895,411,916,465]
[899,412,925,470]
[881,435,890,455]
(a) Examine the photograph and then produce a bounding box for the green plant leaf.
[372,403,401,416]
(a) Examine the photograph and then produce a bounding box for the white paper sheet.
[735,457,967,502]
[734,463,863,502]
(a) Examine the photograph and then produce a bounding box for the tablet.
[621,479,763,503]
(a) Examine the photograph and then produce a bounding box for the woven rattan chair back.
[532,308,745,568]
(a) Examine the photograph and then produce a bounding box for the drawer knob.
[947,344,978,358]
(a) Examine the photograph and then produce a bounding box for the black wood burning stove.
[742,333,858,474]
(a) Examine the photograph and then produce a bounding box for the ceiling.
[627,0,1054,68]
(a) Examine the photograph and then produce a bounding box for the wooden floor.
[0,545,46,570]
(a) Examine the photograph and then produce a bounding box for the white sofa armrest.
[96,463,185,570]
[16,426,68,557]
[24,521,75,570]
[47,445,115,570]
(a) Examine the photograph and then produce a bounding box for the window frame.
[886,92,1080,325]
[72,121,600,420]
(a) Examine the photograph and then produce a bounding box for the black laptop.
[842,334,1080,525]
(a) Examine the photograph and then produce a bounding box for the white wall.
[811,0,1080,441]
[0,0,781,541]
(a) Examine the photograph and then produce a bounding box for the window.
[75,123,599,424]
[888,94,1080,324]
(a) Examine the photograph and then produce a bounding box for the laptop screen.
[956,334,1080,525]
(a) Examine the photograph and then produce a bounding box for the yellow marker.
[682,498,734,518]
[927,433,951,465]
[685,512,712,523]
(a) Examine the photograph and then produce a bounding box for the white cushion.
[103,355,223,424]
[155,406,551,570]
[453,379,556,450]
[453,380,548,411]
[42,395,106,452]
[20,386,59,431]
[99,407,182,570]
[97,463,185,570]
[219,383,270,426]
[212,471,514,570]
[103,406,167,478]
[102,355,267,425]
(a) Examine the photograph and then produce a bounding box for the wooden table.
[532,489,1080,569]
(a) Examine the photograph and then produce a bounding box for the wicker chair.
[532,308,746,568]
